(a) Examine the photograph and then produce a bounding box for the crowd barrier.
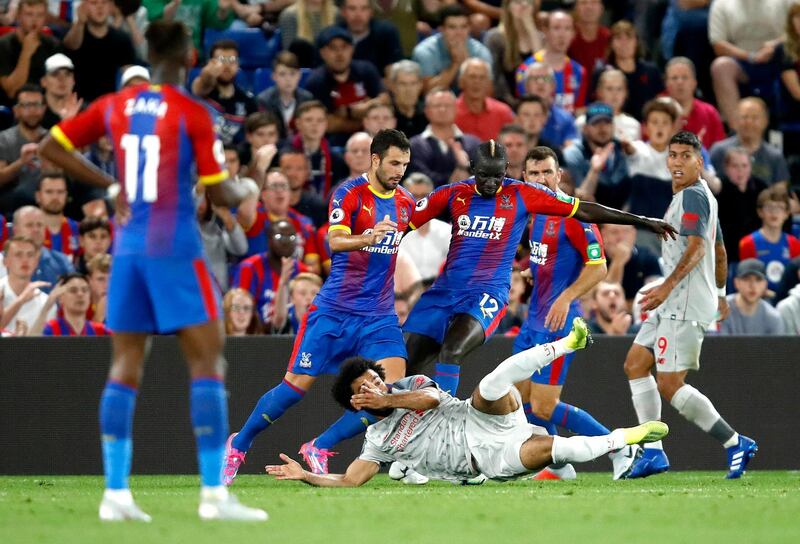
[1,335,796,475]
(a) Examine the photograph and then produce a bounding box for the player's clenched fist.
[368,214,397,245]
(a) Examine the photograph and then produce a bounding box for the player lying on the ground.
[265,318,669,486]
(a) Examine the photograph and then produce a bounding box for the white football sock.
[629,376,662,450]
[103,488,133,504]
[551,433,626,464]
[670,384,736,446]
[479,341,567,401]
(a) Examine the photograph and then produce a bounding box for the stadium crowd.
[1,0,800,338]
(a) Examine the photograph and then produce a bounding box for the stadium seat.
[253,67,273,94]
[299,67,312,89]
[203,28,281,70]
[0,106,13,131]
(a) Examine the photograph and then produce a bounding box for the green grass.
[1,473,799,544]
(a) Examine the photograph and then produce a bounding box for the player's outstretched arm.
[351,381,441,412]
[266,454,379,487]
[573,201,677,241]
[38,135,115,189]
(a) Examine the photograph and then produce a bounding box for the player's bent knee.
[623,345,653,378]
[519,435,554,471]
[656,373,685,401]
[284,372,315,392]
[531,400,556,420]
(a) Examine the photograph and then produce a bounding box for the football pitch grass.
[1,472,798,544]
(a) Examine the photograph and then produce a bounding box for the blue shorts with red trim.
[107,255,221,334]
[287,306,407,376]
[402,286,508,344]
[512,327,574,386]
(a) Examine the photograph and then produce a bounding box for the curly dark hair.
[331,357,386,412]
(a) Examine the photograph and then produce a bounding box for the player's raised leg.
[178,320,267,521]
[98,334,151,522]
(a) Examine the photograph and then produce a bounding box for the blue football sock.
[232,380,305,452]
[190,377,228,487]
[527,411,558,435]
[99,381,137,490]
[551,402,610,436]
[314,410,379,450]
[433,362,460,395]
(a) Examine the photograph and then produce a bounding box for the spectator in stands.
[577,69,640,142]
[568,0,609,74]
[278,0,338,64]
[280,149,327,228]
[86,252,110,324]
[516,10,587,114]
[305,26,388,145]
[256,52,314,140]
[143,0,234,55]
[30,272,110,335]
[192,39,258,145]
[0,84,46,215]
[223,287,260,336]
[412,4,493,92]
[0,235,53,333]
[284,100,347,198]
[340,131,371,184]
[454,58,515,141]
[239,111,279,181]
[483,0,543,106]
[371,0,429,58]
[85,136,116,179]
[522,63,578,149]
[739,186,800,294]
[387,60,427,138]
[111,0,150,60]
[232,218,305,327]
[664,57,726,150]
[239,169,321,272]
[777,262,800,333]
[35,171,78,256]
[498,124,527,181]
[586,280,636,335]
[709,0,790,131]
[496,268,528,335]
[63,0,137,102]
[12,205,73,288]
[39,54,82,130]
[338,0,402,76]
[197,187,247,290]
[621,98,679,255]
[362,103,397,137]
[224,143,242,180]
[0,0,58,107]
[601,223,662,304]
[399,172,450,284]
[76,216,111,273]
[514,97,565,164]
[565,102,629,208]
[590,20,662,122]
[778,3,800,147]
[272,271,322,333]
[717,147,769,264]
[720,259,785,335]
[409,87,480,187]
[710,97,789,186]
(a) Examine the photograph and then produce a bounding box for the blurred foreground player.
[39,21,266,521]
[622,131,757,479]
[222,130,416,482]
[265,319,670,486]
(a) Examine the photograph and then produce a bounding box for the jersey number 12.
[121,134,160,203]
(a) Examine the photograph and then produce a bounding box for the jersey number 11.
[120,134,160,203]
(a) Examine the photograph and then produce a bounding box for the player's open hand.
[368,215,397,245]
[644,217,677,241]
[265,454,306,480]
[640,281,672,312]
[351,381,390,411]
